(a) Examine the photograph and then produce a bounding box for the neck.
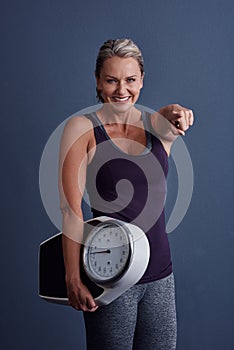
[97,103,141,125]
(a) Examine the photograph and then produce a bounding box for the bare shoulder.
[59,115,94,161]
[63,115,93,138]
[61,115,94,147]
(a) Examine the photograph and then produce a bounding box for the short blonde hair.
[95,38,144,102]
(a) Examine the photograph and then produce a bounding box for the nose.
[115,81,127,95]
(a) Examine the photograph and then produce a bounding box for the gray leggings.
[83,273,177,350]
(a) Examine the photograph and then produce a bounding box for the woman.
[59,39,194,349]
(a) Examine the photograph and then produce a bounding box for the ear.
[140,72,145,89]
[95,74,101,90]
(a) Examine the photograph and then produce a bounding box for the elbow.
[60,204,71,216]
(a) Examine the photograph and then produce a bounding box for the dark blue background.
[1,0,233,349]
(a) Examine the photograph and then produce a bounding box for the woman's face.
[96,56,144,111]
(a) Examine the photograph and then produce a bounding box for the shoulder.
[63,115,93,136]
[61,115,94,145]
[59,115,95,161]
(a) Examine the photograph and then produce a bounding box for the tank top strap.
[141,110,154,134]
[84,112,107,145]
[141,110,153,150]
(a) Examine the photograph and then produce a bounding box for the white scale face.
[84,223,131,284]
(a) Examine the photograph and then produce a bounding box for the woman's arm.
[150,104,194,155]
[59,116,98,312]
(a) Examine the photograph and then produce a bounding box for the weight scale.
[39,216,150,306]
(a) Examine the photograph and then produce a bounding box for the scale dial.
[83,222,131,284]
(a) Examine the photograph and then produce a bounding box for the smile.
[112,96,131,102]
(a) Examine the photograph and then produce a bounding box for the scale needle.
[90,249,111,254]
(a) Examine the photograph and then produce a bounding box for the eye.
[106,79,117,84]
[127,78,136,83]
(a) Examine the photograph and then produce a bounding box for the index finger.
[172,108,194,127]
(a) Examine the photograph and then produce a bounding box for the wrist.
[65,272,82,285]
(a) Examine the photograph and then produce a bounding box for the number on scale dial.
[85,223,131,283]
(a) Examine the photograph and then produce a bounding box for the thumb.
[86,295,97,309]
[171,122,185,136]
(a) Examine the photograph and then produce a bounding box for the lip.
[111,96,132,103]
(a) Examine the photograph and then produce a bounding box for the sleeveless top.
[84,110,172,283]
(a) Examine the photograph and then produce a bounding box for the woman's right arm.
[59,116,98,312]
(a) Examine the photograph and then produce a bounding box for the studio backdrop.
[1,0,233,349]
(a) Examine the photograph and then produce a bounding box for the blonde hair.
[95,38,144,102]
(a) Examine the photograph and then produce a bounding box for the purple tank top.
[85,110,172,283]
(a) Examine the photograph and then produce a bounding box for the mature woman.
[59,38,194,350]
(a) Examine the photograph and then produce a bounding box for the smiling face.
[96,56,144,112]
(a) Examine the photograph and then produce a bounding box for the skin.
[60,56,194,312]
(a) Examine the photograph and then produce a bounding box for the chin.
[110,101,134,113]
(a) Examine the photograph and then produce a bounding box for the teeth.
[113,97,129,102]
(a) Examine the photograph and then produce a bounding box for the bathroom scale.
[39,216,150,306]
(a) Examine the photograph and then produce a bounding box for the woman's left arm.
[150,104,194,155]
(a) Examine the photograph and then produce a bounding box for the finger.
[73,295,96,312]
[181,111,189,131]
[172,107,194,131]
[188,109,194,126]
[173,111,187,132]
[171,121,185,136]
[179,108,194,128]
[184,110,191,130]
[86,296,98,310]
[170,110,183,121]
[170,114,182,128]
[80,303,98,312]
[176,128,185,136]
[69,298,81,310]
[183,109,194,129]
[87,306,99,312]
[69,293,84,311]
[85,303,99,312]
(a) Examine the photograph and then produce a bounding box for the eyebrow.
[104,74,138,79]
